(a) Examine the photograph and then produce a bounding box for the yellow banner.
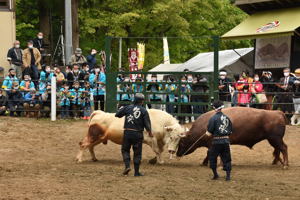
[137,42,145,70]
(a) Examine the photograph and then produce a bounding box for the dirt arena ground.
[0,117,299,200]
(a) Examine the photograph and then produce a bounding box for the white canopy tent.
[148,64,182,80]
[176,48,254,75]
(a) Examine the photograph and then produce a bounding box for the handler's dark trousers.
[121,130,143,173]
[209,143,232,172]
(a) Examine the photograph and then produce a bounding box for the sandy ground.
[0,117,300,200]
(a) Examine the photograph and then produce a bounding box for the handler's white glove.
[205,131,212,137]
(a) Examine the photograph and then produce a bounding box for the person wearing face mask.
[59,82,72,119]
[82,63,91,86]
[20,74,35,96]
[0,89,7,116]
[40,84,52,118]
[89,65,106,111]
[23,40,41,87]
[70,48,87,67]
[86,49,97,71]
[218,71,232,108]
[7,40,23,79]
[165,76,177,114]
[191,74,209,115]
[54,67,65,88]
[260,71,275,110]
[178,76,191,124]
[2,68,19,91]
[67,64,84,88]
[40,66,54,85]
[33,32,45,53]
[252,74,266,108]
[7,82,24,117]
[119,76,132,107]
[147,75,162,109]
[274,68,296,114]
[70,81,84,119]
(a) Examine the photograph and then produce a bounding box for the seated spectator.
[70,81,84,119]
[23,88,41,118]
[0,89,7,116]
[81,82,93,120]
[89,65,106,111]
[20,75,35,94]
[81,63,90,87]
[2,68,19,91]
[238,85,251,107]
[7,82,23,117]
[54,67,65,88]
[191,74,208,115]
[70,48,87,67]
[59,82,71,119]
[132,77,143,93]
[119,76,132,107]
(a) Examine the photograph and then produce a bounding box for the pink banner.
[128,48,138,80]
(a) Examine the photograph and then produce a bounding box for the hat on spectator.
[295,68,300,74]
[75,48,82,54]
[219,71,227,76]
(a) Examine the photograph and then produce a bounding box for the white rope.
[181,133,208,157]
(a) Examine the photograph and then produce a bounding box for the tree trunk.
[38,0,50,46]
[71,0,79,49]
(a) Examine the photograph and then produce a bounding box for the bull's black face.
[176,137,188,157]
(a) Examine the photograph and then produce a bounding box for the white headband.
[219,71,227,76]
[213,105,224,110]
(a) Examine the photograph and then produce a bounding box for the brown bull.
[175,107,289,168]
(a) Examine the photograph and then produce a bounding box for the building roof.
[235,0,300,14]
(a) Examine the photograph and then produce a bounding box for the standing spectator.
[70,48,87,66]
[238,85,251,107]
[23,88,41,118]
[291,69,300,125]
[178,76,191,124]
[119,76,132,107]
[70,81,84,119]
[23,40,41,87]
[40,65,54,84]
[81,63,91,87]
[7,82,23,117]
[275,68,295,114]
[32,32,45,53]
[1,68,19,91]
[165,76,176,114]
[191,74,208,116]
[81,82,93,120]
[231,74,240,107]
[252,74,265,108]
[89,65,106,111]
[20,75,35,95]
[59,82,72,119]
[260,71,275,110]
[86,49,97,71]
[132,78,144,93]
[40,85,51,117]
[7,40,23,79]
[67,64,85,88]
[218,71,232,108]
[147,75,162,109]
[0,89,7,116]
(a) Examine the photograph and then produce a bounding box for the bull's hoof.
[283,165,289,170]
[148,157,157,165]
[91,158,98,162]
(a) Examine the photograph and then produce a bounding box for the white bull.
[76,109,185,164]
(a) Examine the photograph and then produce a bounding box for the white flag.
[163,37,170,64]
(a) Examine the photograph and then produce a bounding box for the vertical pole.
[213,36,219,101]
[65,0,73,65]
[51,76,57,121]
[118,37,122,69]
[105,36,117,112]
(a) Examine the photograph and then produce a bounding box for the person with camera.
[7,40,23,80]
[89,65,106,111]
[20,74,35,95]
[59,82,72,119]
[70,48,87,67]
[23,88,41,118]
[86,49,97,72]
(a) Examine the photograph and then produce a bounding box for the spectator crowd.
[0,32,300,122]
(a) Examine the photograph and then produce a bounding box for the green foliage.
[15,0,251,70]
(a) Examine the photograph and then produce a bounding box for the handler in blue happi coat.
[115,93,153,177]
[206,100,233,181]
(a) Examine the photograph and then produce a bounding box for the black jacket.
[218,78,231,101]
[207,112,232,144]
[0,95,7,107]
[115,104,151,132]
[7,91,23,106]
[7,47,23,66]
[33,38,45,51]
